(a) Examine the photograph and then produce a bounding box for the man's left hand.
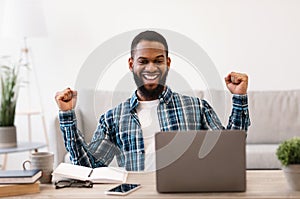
[225,72,248,95]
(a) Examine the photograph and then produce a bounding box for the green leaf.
[276,137,300,166]
[0,64,19,126]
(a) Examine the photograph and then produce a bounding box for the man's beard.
[133,69,168,100]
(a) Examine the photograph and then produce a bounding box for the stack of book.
[0,169,42,197]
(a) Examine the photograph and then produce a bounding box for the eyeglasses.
[55,179,93,189]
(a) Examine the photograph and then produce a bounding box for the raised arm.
[225,72,250,130]
[55,88,119,168]
[200,72,250,131]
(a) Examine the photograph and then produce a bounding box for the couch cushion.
[247,90,300,144]
[203,90,300,144]
[246,144,281,169]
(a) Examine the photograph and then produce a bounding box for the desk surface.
[0,142,46,154]
[26,170,299,198]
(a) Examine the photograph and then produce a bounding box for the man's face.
[129,40,171,100]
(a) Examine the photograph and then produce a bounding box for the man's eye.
[155,60,164,64]
[139,60,148,64]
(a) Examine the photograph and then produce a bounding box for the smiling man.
[55,30,250,171]
[129,36,171,101]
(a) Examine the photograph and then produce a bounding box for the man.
[55,30,250,171]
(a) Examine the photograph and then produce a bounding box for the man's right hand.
[55,88,78,111]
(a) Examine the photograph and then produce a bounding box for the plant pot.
[0,126,17,148]
[283,165,300,191]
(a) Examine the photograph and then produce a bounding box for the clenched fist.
[55,88,78,111]
[225,72,248,95]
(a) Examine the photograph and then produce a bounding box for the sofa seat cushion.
[246,144,281,169]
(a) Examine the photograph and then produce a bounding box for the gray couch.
[51,89,300,169]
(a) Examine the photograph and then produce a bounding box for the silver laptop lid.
[155,130,246,193]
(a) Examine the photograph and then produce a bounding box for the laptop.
[155,130,246,193]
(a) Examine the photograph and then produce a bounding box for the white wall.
[1,0,300,169]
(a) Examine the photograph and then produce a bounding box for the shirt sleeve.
[200,94,250,131]
[59,110,120,168]
[226,94,251,131]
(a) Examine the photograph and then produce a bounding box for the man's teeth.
[143,74,159,80]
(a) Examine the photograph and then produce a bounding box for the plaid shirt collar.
[129,86,172,112]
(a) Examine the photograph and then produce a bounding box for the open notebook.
[52,163,128,183]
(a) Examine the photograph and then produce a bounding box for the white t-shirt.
[136,99,160,172]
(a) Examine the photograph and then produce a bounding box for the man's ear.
[128,57,134,72]
[167,57,171,70]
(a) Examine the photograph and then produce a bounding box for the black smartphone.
[104,183,141,196]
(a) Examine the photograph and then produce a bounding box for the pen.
[88,169,93,177]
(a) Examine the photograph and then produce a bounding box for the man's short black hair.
[131,30,169,58]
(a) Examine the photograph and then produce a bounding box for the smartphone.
[105,183,141,196]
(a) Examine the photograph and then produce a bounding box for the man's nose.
[144,62,157,72]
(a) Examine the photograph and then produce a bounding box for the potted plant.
[0,61,19,148]
[276,137,300,191]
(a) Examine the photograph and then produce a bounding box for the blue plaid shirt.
[59,86,250,171]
